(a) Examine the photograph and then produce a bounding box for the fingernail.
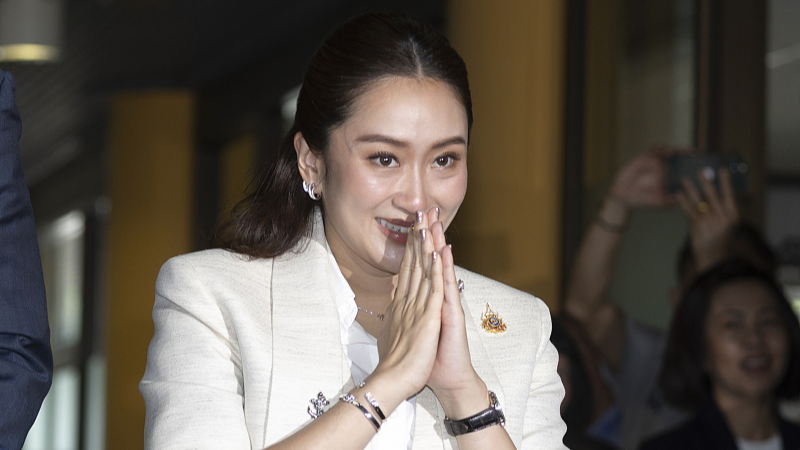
[447,244,452,249]
[432,251,438,261]
[416,211,423,223]
[421,229,427,242]
[435,207,440,221]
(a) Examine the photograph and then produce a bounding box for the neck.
[339,264,396,310]
[338,260,396,338]
[326,230,397,306]
[713,388,778,441]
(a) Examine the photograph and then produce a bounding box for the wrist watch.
[443,390,505,436]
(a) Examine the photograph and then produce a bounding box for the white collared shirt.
[736,434,782,450]
[326,243,416,450]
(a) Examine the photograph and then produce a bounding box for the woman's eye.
[371,153,397,167]
[723,321,742,330]
[435,156,450,166]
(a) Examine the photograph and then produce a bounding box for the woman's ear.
[295,132,325,190]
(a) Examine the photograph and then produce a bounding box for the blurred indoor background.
[1,0,798,449]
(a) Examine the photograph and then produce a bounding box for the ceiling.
[3,0,796,186]
[0,0,444,185]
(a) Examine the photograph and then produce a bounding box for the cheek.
[326,162,383,206]
[705,333,741,376]
[766,328,790,369]
[437,170,468,222]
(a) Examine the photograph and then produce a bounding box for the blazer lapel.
[457,270,505,413]
[264,215,348,445]
[698,402,740,450]
[779,418,800,450]
[411,272,504,450]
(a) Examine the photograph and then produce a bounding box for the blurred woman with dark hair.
[551,318,620,450]
[640,261,800,450]
[139,12,566,450]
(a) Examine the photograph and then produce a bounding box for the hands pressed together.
[369,207,489,421]
[275,208,516,450]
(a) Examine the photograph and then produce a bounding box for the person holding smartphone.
[562,147,776,450]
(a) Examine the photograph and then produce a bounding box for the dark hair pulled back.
[659,260,800,411]
[216,13,472,258]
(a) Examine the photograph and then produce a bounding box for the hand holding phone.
[673,157,742,273]
[666,154,749,195]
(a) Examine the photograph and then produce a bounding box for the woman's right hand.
[370,209,444,404]
[607,147,681,211]
[598,147,684,229]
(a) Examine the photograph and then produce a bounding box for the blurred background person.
[641,261,800,450]
[563,147,778,450]
[551,317,621,450]
[0,69,52,450]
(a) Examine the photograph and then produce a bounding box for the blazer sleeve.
[140,256,251,450]
[0,69,53,450]
[521,299,568,449]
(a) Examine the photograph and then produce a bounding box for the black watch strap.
[443,391,505,436]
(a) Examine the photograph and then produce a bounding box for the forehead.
[709,280,778,313]
[339,76,468,142]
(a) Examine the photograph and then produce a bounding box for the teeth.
[378,218,411,234]
[743,357,769,369]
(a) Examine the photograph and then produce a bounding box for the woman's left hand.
[675,167,740,274]
[423,209,489,419]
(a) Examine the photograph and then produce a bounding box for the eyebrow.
[355,134,467,149]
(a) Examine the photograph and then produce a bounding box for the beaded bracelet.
[340,393,381,431]
[595,215,627,234]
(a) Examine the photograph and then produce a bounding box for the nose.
[742,325,766,349]
[393,165,430,215]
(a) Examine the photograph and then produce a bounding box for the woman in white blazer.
[140,13,567,450]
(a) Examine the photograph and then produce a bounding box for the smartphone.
[666,154,749,194]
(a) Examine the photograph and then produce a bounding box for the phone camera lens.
[729,163,739,173]
[738,163,748,173]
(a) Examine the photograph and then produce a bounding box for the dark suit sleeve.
[0,69,53,450]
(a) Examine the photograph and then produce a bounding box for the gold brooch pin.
[481,303,506,333]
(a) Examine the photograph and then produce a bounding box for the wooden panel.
[697,0,767,224]
[583,0,622,187]
[105,91,194,449]
[447,0,567,310]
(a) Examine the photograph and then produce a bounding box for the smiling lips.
[377,217,413,245]
[740,354,772,373]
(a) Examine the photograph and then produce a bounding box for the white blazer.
[140,217,567,449]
